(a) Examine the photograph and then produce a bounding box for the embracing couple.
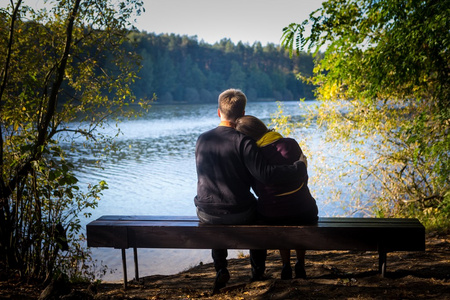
[194,88,318,293]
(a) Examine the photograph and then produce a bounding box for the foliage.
[281,0,450,230]
[0,0,145,282]
[126,32,317,103]
[268,102,296,136]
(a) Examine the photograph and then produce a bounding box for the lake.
[68,100,349,282]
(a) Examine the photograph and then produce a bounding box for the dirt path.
[91,232,450,299]
[1,232,449,299]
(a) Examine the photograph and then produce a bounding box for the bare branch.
[53,128,97,142]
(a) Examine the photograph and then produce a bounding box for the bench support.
[134,247,139,283]
[121,249,128,289]
[120,247,140,289]
[378,250,387,277]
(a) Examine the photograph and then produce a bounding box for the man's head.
[218,89,247,122]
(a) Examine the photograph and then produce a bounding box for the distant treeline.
[125,31,316,103]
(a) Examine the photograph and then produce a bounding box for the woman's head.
[235,115,269,141]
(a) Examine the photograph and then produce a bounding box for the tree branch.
[37,0,81,147]
[0,0,22,201]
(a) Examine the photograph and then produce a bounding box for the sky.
[16,0,324,46]
[134,0,324,45]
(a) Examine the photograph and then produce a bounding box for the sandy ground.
[1,232,449,299]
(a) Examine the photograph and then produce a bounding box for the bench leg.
[378,249,387,277]
[122,248,128,289]
[133,247,139,282]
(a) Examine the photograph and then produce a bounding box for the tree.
[134,48,155,100]
[154,50,176,99]
[0,0,145,282]
[227,60,247,90]
[247,65,273,98]
[282,0,450,229]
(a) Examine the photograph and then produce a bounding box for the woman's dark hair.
[235,115,269,141]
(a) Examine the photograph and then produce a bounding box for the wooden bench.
[86,216,425,288]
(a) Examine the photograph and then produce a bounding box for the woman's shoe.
[280,264,292,280]
[294,261,307,279]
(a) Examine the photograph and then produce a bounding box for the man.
[194,89,308,293]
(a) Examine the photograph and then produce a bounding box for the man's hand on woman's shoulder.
[299,152,308,169]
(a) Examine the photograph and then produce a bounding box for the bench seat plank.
[87,216,425,251]
[95,215,423,224]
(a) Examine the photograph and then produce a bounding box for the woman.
[236,115,318,280]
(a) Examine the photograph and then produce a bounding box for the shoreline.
[91,248,247,283]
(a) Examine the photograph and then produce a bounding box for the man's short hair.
[218,89,247,121]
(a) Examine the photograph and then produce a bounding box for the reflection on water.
[64,101,343,281]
